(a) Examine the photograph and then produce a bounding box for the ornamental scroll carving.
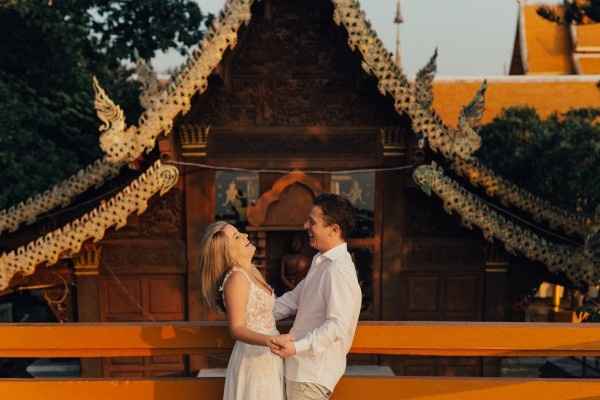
[0,161,179,290]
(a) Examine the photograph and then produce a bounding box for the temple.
[0,0,598,381]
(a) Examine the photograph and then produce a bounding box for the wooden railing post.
[73,244,103,377]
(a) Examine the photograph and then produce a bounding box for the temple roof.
[433,76,600,125]
[512,3,600,75]
[1,0,597,290]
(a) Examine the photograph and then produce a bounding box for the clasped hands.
[268,334,296,358]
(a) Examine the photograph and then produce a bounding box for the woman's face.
[222,224,255,265]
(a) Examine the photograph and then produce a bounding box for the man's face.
[304,205,336,253]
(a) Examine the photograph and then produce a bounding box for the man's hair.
[314,193,356,240]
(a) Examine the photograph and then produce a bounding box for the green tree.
[0,1,209,209]
[476,107,600,215]
[537,0,600,25]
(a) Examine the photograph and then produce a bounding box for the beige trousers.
[286,380,332,400]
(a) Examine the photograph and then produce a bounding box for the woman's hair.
[198,221,233,311]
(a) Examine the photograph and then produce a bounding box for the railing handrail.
[0,321,599,358]
[5,376,600,400]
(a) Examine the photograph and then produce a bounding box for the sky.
[153,0,563,77]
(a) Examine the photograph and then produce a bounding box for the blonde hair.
[198,221,233,311]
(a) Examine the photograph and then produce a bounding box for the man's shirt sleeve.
[273,278,305,321]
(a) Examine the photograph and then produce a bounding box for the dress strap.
[219,267,252,293]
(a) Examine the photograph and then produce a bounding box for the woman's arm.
[224,271,290,347]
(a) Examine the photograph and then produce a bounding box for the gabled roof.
[0,0,484,236]
[433,75,600,125]
[512,2,600,75]
[518,3,574,74]
[569,15,600,74]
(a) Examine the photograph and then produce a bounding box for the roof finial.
[394,0,404,68]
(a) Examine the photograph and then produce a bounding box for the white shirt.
[273,243,362,391]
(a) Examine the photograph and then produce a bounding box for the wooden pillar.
[73,244,102,377]
[381,170,407,321]
[483,244,509,322]
[185,167,216,373]
[482,244,509,377]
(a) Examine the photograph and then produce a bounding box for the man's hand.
[271,339,296,358]
[271,334,293,346]
[267,334,292,351]
[268,334,296,358]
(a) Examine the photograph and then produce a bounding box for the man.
[270,193,362,400]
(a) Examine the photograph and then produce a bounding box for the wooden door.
[99,274,186,377]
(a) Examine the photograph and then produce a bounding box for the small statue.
[280,233,314,290]
[223,181,240,207]
[346,180,363,205]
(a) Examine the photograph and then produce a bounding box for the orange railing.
[1,321,600,399]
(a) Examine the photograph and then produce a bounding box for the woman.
[199,221,290,400]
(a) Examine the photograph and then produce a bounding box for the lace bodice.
[220,267,277,335]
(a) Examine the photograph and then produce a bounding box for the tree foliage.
[0,1,208,209]
[476,107,600,215]
[537,0,600,25]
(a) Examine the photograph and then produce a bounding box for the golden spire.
[394,0,404,68]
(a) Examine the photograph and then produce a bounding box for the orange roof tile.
[521,4,574,74]
[576,55,600,74]
[573,23,600,52]
[433,77,600,126]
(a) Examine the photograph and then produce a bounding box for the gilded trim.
[0,160,179,290]
[414,163,599,287]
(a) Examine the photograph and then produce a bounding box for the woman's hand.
[267,334,294,351]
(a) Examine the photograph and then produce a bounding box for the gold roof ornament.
[0,161,179,290]
[415,48,438,110]
[93,76,140,164]
[394,0,404,24]
[450,157,590,238]
[414,163,600,288]
[394,0,404,68]
[0,159,120,234]
[72,243,102,276]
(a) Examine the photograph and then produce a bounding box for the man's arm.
[290,267,359,356]
[273,277,304,321]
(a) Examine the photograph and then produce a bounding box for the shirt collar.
[317,242,348,263]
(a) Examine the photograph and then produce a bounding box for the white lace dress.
[220,267,285,400]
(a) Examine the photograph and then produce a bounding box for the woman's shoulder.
[222,267,252,290]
